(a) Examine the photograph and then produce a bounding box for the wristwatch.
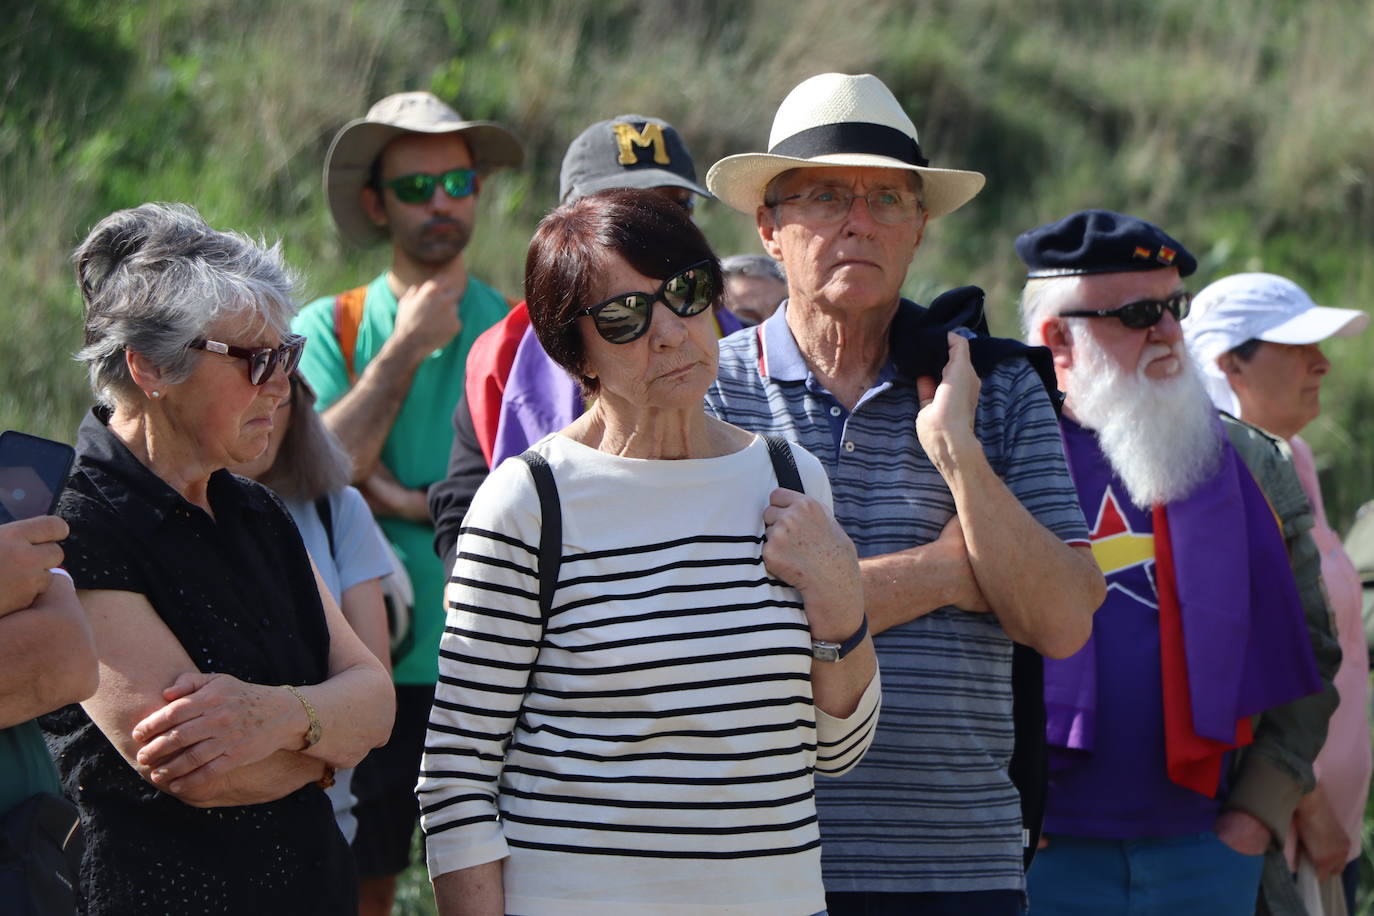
[811,615,869,662]
[282,684,322,748]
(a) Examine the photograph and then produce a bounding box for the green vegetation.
[8,0,1374,524]
[5,2,1373,911]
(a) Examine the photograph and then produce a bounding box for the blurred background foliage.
[4,1,1374,912]
[6,0,1374,524]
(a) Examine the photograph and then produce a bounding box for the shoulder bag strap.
[314,494,336,559]
[515,450,561,622]
[763,434,804,493]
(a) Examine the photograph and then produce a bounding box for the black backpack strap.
[1010,642,1048,868]
[314,495,336,559]
[763,434,803,493]
[516,450,561,621]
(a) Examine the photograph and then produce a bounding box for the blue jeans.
[1027,832,1264,915]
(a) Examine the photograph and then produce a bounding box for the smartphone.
[0,430,76,523]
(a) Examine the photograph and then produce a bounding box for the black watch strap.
[811,615,869,662]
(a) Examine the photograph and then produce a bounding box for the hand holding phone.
[0,514,69,616]
[0,430,76,615]
[0,430,76,524]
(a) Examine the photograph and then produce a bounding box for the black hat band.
[769,122,929,167]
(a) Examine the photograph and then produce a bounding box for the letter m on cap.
[612,122,671,166]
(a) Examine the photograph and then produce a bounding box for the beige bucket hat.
[707,73,984,218]
[325,91,525,246]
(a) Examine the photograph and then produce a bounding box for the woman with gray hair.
[39,202,394,915]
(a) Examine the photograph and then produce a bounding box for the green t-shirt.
[0,720,61,814]
[293,272,510,684]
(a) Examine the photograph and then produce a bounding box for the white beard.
[1066,330,1223,509]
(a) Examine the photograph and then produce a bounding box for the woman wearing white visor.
[1184,272,1369,916]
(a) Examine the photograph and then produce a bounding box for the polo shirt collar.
[76,407,272,534]
[755,301,808,383]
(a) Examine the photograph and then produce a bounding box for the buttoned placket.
[805,372,896,458]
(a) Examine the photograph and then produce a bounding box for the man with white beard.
[1014,210,1341,916]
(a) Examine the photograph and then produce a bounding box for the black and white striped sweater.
[417,433,880,915]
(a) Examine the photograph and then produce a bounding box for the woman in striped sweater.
[418,189,880,916]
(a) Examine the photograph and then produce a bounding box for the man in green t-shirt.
[292,91,523,915]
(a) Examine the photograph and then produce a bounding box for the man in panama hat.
[704,72,1105,914]
[291,90,522,916]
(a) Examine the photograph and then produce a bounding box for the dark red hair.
[523,188,722,394]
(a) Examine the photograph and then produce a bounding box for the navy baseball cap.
[559,114,709,203]
[1015,209,1196,279]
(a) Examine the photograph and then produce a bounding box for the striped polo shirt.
[704,303,1090,894]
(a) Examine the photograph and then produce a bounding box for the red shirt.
[464,302,531,466]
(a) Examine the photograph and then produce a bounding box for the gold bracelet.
[282,684,322,748]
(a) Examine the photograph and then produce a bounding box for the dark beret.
[1015,209,1196,279]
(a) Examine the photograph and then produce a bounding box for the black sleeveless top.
[40,409,355,914]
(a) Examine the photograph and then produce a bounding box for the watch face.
[811,642,841,663]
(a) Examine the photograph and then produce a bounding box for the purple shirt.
[1049,418,1222,837]
[491,326,584,467]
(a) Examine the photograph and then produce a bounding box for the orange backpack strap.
[331,285,369,384]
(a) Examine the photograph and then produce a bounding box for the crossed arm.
[862,334,1104,658]
[79,562,394,808]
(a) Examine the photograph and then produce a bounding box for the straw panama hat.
[325,91,525,247]
[706,72,985,218]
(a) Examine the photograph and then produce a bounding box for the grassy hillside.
[7,0,1374,522]
[9,1,1374,526]
[5,1,1374,913]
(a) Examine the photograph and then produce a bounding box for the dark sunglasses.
[383,168,477,204]
[579,261,717,344]
[1060,292,1192,330]
[190,333,306,385]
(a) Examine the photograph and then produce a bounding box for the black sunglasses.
[1060,292,1192,330]
[579,260,717,344]
[189,333,306,385]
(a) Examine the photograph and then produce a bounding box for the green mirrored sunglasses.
[383,168,477,204]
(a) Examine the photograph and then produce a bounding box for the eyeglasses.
[1060,292,1193,330]
[579,260,717,344]
[777,187,922,225]
[190,334,306,385]
[383,168,477,204]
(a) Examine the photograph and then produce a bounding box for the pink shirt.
[1289,435,1371,865]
